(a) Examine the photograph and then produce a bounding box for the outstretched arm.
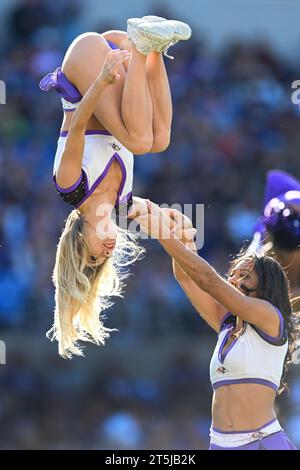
[163,209,227,332]
[160,234,280,337]
[172,242,227,333]
[129,199,281,337]
[55,49,130,189]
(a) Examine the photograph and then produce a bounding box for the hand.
[128,197,172,239]
[98,49,130,84]
[161,208,197,244]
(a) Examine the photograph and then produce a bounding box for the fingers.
[101,50,130,84]
[106,49,130,65]
[127,197,149,219]
[161,208,193,232]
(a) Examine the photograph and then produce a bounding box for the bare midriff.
[61,111,107,133]
[212,383,277,431]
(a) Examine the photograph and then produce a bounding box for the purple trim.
[107,40,119,50]
[254,304,285,344]
[114,152,127,203]
[212,417,278,434]
[218,328,232,363]
[212,378,278,392]
[64,108,77,113]
[74,152,126,209]
[118,191,132,205]
[218,324,241,364]
[53,172,83,193]
[219,312,234,331]
[39,68,82,103]
[59,130,112,137]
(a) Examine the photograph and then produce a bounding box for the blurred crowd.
[0,0,300,449]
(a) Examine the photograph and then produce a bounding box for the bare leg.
[103,31,172,152]
[102,31,153,147]
[146,51,172,152]
[121,44,154,146]
[65,32,154,154]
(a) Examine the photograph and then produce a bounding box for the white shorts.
[210,418,282,447]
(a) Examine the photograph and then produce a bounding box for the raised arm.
[129,199,281,337]
[160,234,281,338]
[55,49,130,189]
[172,245,227,333]
[162,209,227,332]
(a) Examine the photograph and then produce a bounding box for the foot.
[161,20,192,59]
[127,17,192,59]
[127,19,175,56]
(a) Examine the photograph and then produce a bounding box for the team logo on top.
[216,366,229,374]
[112,142,122,151]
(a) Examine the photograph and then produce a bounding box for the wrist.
[96,73,111,85]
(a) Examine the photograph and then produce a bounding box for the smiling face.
[84,217,118,265]
[228,257,259,297]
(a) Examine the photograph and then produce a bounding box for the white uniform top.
[210,305,288,393]
[53,131,134,210]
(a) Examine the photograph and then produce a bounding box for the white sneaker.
[127,19,175,56]
[161,20,192,59]
[167,20,192,41]
[141,16,192,41]
[142,15,167,23]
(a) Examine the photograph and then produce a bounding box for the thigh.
[62,33,128,140]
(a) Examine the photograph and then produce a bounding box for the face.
[228,258,259,297]
[85,217,117,264]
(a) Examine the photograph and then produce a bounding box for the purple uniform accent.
[107,40,119,50]
[219,312,234,331]
[73,152,126,209]
[39,40,118,103]
[39,68,82,103]
[59,130,112,137]
[218,326,240,363]
[53,171,84,193]
[114,152,127,201]
[212,378,278,392]
[209,431,297,450]
[253,305,286,345]
[118,191,133,204]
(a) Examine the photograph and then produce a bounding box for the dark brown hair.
[228,249,300,394]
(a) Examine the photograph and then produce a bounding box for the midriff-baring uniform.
[39,41,133,215]
[209,305,297,450]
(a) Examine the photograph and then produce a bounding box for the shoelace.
[162,39,179,60]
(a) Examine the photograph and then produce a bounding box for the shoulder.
[249,304,288,346]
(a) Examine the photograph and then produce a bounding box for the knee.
[150,131,171,153]
[130,134,153,154]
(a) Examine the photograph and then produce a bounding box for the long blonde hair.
[47,209,145,358]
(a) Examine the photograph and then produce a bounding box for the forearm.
[71,77,109,130]
[172,239,197,282]
[161,236,218,291]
